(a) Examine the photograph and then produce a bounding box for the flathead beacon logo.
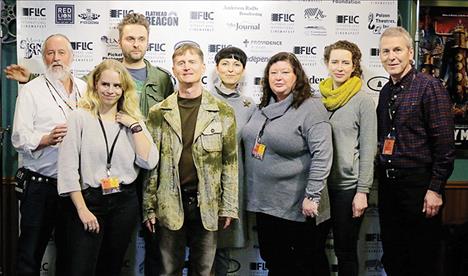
[22,7,46,17]
[271,13,295,22]
[145,11,179,26]
[55,4,74,24]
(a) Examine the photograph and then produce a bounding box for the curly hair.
[79,59,142,121]
[117,13,150,40]
[259,52,311,109]
[323,40,362,78]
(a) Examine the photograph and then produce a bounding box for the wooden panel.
[442,183,468,224]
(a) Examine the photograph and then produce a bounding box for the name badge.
[100,176,121,195]
[382,136,395,155]
[252,137,266,160]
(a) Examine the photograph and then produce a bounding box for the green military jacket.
[144,89,238,231]
[139,59,174,116]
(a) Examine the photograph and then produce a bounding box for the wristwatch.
[305,194,320,204]
[130,123,143,134]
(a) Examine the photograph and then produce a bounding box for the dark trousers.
[329,188,363,276]
[67,184,138,276]
[213,248,230,276]
[313,218,332,276]
[255,212,318,276]
[378,167,443,276]
[136,170,162,276]
[16,177,66,276]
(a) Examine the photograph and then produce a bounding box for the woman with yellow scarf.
[319,40,377,276]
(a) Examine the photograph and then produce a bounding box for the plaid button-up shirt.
[377,68,455,192]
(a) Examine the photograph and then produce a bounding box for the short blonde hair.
[380,26,413,49]
[172,43,204,63]
[79,59,142,120]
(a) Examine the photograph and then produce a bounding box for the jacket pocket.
[201,122,222,152]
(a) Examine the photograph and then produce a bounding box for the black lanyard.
[97,115,123,176]
[45,76,80,118]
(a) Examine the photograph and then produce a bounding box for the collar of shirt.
[214,78,240,98]
[389,67,416,93]
[44,72,81,109]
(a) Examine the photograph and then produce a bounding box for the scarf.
[319,76,362,111]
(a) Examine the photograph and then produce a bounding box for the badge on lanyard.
[252,136,266,160]
[382,135,396,155]
[97,116,123,195]
[100,165,121,195]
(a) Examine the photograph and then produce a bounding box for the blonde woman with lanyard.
[319,40,377,276]
[57,59,158,276]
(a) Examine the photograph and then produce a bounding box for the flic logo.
[336,15,359,24]
[191,11,214,20]
[23,7,46,17]
[271,13,295,22]
[293,46,317,55]
[110,9,134,18]
[208,44,231,53]
[71,42,93,51]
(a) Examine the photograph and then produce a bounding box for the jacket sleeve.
[218,106,239,219]
[142,107,163,221]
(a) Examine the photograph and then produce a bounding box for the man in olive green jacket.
[143,44,238,276]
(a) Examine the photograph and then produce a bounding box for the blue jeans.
[329,188,363,276]
[67,184,138,276]
[158,194,217,276]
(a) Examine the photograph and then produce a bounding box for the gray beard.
[46,66,71,81]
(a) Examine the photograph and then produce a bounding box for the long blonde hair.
[79,59,142,120]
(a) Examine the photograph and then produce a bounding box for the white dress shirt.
[11,73,86,178]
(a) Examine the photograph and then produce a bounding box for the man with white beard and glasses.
[11,34,86,276]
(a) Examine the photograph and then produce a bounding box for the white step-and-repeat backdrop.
[16,1,397,275]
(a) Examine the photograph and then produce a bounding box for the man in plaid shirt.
[376,26,455,276]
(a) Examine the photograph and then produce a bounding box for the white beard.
[46,63,71,81]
